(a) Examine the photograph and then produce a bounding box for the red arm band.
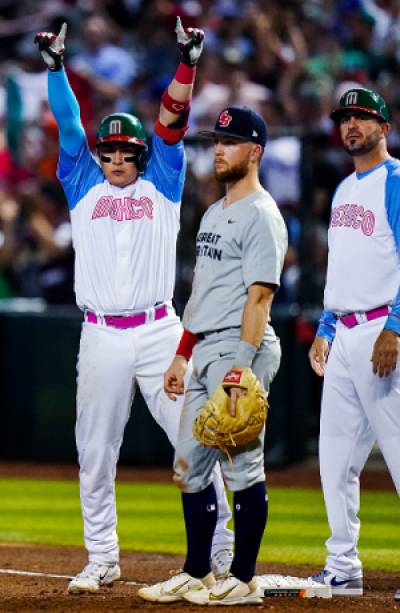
[154,119,188,144]
[176,329,198,360]
[161,89,191,114]
[175,63,196,84]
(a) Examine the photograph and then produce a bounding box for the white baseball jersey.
[324,159,400,314]
[315,157,400,580]
[58,135,184,314]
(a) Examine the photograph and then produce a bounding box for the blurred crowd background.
[1,0,400,313]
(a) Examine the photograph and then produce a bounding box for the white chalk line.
[0,568,143,585]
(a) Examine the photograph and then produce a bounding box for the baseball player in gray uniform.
[138,106,288,606]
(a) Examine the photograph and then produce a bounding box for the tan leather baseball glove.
[192,367,268,458]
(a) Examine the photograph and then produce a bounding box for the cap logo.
[345,91,358,105]
[218,110,233,128]
[109,120,122,134]
[252,130,258,137]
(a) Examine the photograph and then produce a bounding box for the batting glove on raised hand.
[175,16,204,66]
[34,22,67,71]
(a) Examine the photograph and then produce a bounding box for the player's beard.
[214,156,250,183]
[343,128,384,156]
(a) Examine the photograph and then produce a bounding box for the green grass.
[0,478,398,571]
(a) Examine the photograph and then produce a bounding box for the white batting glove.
[34,22,67,71]
[175,16,204,66]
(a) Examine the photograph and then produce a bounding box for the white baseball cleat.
[309,569,362,596]
[183,574,263,605]
[137,570,216,603]
[68,562,121,594]
[210,548,234,578]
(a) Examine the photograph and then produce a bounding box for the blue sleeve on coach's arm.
[316,309,337,343]
[143,134,186,203]
[384,159,400,335]
[48,68,85,156]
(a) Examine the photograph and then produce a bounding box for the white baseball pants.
[320,317,400,579]
[76,307,232,564]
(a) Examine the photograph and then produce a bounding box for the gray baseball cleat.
[68,562,120,593]
[310,569,363,596]
[395,589,400,601]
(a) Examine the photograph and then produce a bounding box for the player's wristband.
[175,63,196,84]
[233,340,257,368]
[161,89,191,114]
[154,119,188,143]
[176,329,198,360]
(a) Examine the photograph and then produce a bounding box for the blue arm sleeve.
[143,135,186,203]
[48,68,85,156]
[316,309,337,343]
[384,159,400,335]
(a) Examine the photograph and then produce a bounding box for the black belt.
[197,326,240,340]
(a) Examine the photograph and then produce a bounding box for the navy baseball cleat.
[309,569,363,596]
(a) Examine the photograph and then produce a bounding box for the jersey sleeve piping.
[316,309,337,343]
[48,68,86,156]
[142,134,185,203]
[383,159,400,334]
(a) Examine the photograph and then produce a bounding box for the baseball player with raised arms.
[34,20,234,594]
[308,88,400,596]
[138,106,288,606]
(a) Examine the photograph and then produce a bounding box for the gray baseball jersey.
[182,190,287,333]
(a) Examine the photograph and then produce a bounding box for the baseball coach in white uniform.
[308,88,400,597]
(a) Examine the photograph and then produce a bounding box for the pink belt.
[339,305,389,329]
[85,304,168,329]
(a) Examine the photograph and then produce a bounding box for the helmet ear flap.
[136,145,148,174]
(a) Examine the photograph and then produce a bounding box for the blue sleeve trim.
[143,134,186,203]
[384,158,400,332]
[384,299,400,334]
[48,68,85,156]
[316,309,337,343]
[58,140,104,210]
[384,158,400,251]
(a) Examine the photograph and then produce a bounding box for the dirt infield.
[0,545,398,612]
[0,461,397,612]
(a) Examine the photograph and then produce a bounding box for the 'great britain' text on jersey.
[196,231,222,260]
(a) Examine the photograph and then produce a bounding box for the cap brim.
[330,105,387,122]
[96,135,147,146]
[197,129,251,142]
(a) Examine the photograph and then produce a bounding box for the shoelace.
[75,563,108,580]
[161,571,191,591]
[213,575,236,591]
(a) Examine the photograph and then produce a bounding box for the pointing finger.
[175,15,189,44]
[58,22,67,43]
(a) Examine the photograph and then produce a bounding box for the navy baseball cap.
[198,106,267,147]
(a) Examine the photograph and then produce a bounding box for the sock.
[230,481,268,583]
[182,483,218,578]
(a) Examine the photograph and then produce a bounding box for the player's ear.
[251,144,262,163]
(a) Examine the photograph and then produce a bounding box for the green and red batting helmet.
[330,88,390,123]
[96,113,148,172]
